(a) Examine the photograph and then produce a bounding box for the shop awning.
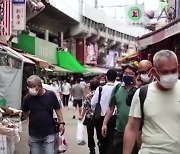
[117,52,139,64]
[21,53,50,68]
[57,51,87,73]
[137,18,180,48]
[84,66,108,76]
[1,46,35,65]
[52,65,72,73]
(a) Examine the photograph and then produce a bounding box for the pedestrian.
[80,78,87,88]
[126,60,153,150]
[23,75,65,154]
[101,63,138,154]
[61,79,71,106]
[51,78,63,107]
[126,60,153,106]
[71,78,84,119]
[98,74,106,86]
[79,79,100,154]
[123,50,180,154]
[91,69,117,154]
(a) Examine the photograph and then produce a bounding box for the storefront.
[137,18,180,63]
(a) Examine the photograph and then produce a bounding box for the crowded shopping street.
[0,0,180,154]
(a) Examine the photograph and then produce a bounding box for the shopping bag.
[55,133,68,153]
[68,98,73,110]
[76,120,86,145]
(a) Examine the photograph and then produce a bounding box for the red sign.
[0,0,11,36]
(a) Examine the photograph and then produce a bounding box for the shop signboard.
[35,38,58,64]
[0,0,11,36]
[125,4,144,26]
[12,0,25,4]
[13,34,35,55]
[12,3,26,30]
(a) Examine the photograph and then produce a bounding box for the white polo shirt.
[129,80,180,154]
[91,82,116,116]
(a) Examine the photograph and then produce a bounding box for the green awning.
[57,51,87,73]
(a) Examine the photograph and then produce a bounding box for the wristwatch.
[59,122,65,125]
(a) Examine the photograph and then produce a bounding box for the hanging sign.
[0,0,11,36]
[12,3,26,30]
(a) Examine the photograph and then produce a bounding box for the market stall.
[0,45,35,109]
[137,17,180,62]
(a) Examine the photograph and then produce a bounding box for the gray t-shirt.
[72,83,84,100]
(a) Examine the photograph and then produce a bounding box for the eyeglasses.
[138,68,151,75]
[124,71,135,76]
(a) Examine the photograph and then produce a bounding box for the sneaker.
[73,116,76,119]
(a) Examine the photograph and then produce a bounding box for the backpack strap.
[114,83,121,94]
[139,85,148,120]
[98,86,102,104]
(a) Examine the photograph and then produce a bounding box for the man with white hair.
[23,75,65,154]
[123,50,180,154]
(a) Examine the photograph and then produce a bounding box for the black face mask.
[123,75,134,84]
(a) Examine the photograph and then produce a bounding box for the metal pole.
[94,0,98,8]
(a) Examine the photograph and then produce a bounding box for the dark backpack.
[93,83,121,120]
[139,84,149,121]
[93,86,103,120]
[110,83,121,105]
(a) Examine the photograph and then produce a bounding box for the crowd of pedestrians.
[22,49,180,154]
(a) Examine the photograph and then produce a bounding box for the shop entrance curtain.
[57,51,86,73]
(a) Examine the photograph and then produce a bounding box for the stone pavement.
[14,107,98,154]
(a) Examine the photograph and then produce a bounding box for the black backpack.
[93,86,103,120]
[93,83,121,120]
[139,85,149,121]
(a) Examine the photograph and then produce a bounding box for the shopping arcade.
[137,18,180,62]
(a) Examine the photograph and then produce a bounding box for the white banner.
[12,3,26,30]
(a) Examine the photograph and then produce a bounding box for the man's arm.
[123,116,141,154]
[102,105,115,137]
[55,108,65,135]
[90,87,99,111]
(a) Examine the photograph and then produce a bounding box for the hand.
[59,124,65,135]
[135,75,143,88]
[101,124,107,137]
[79,115,83,121]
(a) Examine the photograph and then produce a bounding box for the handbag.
[76,120,86,145]
[83,114,93,125]
[93,86,102,121]
[55,133,68,153]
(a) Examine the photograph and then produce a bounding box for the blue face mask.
[123,75,134,84]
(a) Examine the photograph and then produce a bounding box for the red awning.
[137,18,180,48]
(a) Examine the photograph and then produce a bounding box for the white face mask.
[29,88,38,96]
[157,73,178,89]
[140,74,151,83]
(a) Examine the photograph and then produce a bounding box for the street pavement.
[14,107,98,154]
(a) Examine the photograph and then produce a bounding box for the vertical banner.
[12,0,26,30]
[105,50,119,67]
[85,43,98,65]
[0,0,11,36]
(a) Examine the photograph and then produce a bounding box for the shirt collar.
[106,82,115,86]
